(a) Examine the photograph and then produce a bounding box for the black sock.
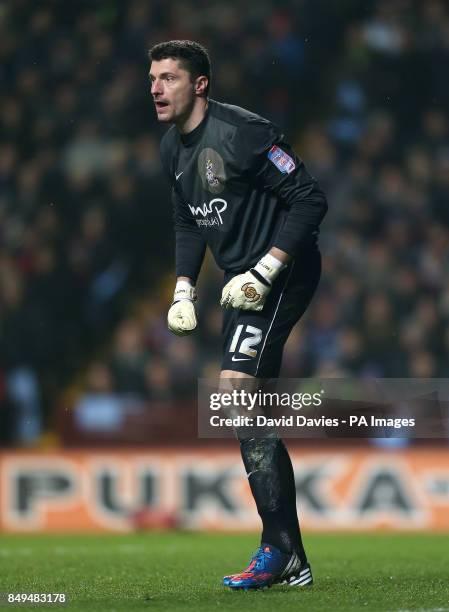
[239,436,307,564]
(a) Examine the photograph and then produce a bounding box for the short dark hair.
[149,40,211,97]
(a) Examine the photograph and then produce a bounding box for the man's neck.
[176,98,208,135]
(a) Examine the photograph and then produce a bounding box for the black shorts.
[221,250,321,378]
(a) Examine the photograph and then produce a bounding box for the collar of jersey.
[179,100,212,147]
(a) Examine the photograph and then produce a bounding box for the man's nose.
[151,79,163,95]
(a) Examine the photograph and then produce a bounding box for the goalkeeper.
[150,39,327,590]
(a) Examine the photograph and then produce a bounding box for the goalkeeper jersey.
[159,99,328,281]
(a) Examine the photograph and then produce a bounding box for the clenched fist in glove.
[220,253,287,311]
[167,280,198,335]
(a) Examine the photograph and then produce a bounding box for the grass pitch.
[0,532,448,611]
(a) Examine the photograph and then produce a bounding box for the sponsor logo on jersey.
[188,197,228,227]
[268,145,296,174]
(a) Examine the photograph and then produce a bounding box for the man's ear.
[194,75,208,96]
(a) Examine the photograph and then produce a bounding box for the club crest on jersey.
[198,148,225,194]
[268,145,295,174]
[206,159,220,187]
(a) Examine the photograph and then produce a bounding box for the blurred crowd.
[0,0,448,444]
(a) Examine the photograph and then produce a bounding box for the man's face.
[150,58,196,123]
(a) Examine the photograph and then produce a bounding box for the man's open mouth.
[155,101,169,109]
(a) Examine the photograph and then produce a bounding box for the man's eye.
[166,76,175,82]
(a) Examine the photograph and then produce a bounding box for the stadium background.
[0,0,449,537]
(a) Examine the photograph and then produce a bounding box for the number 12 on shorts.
[229,324,262,358]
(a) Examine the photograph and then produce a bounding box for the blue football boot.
[223,543,313,590]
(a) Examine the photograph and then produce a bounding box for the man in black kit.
[149,40,327,590]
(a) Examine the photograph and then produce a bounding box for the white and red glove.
[167,280,198,335]
[220,253,287,311]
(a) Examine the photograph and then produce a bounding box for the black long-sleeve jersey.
[160,99,328,282]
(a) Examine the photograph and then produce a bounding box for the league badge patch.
[268,145,296,174]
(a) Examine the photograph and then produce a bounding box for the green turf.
[0,532,448,611]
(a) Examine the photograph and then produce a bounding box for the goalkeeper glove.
[167,280,198,336]
[220,253,287,311]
